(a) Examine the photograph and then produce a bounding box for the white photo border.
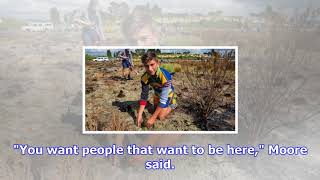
[82,46,238,134]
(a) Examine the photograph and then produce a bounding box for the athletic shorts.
[153,94,177,109]
[122,60,131,69]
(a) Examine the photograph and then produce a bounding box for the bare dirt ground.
[85,60,235,131]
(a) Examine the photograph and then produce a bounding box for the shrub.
[182,50,234,120]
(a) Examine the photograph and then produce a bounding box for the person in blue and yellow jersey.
[137,52,177,129]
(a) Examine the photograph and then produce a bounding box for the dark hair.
[125,49,129,56]
[141,52,157,64]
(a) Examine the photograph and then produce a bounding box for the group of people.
[118,50,177,128]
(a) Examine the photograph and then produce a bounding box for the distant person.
[87,0,105,41]
[118,49,133,80]
[125,49,139,75]
[137,52,177,128]
[74,0,105,45]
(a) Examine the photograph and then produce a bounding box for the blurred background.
[0,0,320,179]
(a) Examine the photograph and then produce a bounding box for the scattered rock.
[86,84,96,94]
[105,67,118,73]
[222,85,229,91]
[181,87,188,92]
[117,90,125,98]
[94,72,104,79]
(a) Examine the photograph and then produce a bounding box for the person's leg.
[153,96,172,121]
[122,61,130,79]
[122,60,127,79]
[123,68,129,80]
[158,107,172,121]
[127,62,133,80]
[122,61,126,78]
[127,68,132,80]
[125,68,129,77]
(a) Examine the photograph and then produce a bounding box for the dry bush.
[174,63,182,72]
[239,41,320,143]
[105,111,131,131]
[182,50,235,120]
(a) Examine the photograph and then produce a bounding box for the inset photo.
[83,46,237,134]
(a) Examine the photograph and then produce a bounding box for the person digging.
[137,52,177,129]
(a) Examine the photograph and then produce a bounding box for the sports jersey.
[139,67,175,108]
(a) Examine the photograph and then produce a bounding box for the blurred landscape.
[1,0,320,179]
[1,2,320,45]
[85,49,236,131]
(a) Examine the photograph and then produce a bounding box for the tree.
[135,49,146,55]
[106,50,112,58]
[156,49,161,54]
[85,54,95,61]
[211,49,221,61]
[183,50,190,54]
[115,51,121,57]
[147,49,156,53]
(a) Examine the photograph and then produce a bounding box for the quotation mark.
[259,144,265,149]
[13,144,19,149]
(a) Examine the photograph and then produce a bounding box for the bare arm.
[137,80,149,127]
[137,105,146,127]
[146,106,163,128]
